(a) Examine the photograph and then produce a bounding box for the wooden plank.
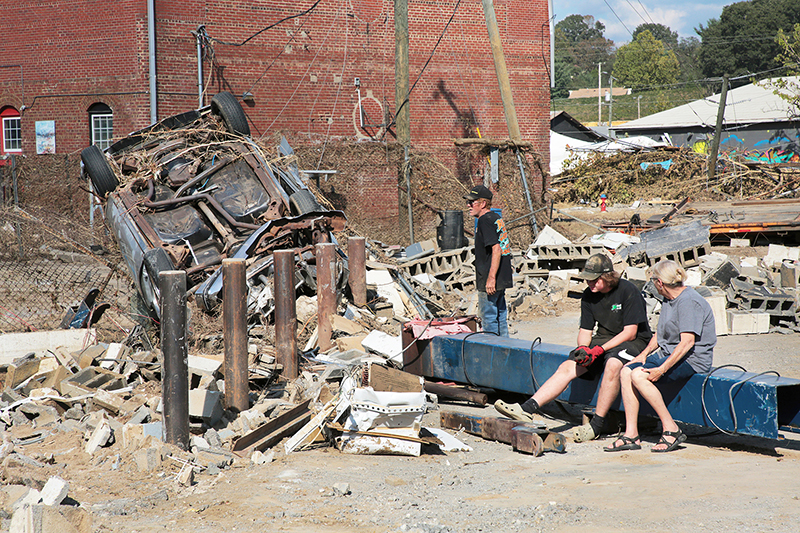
[368,363,423,393]
[231,400,311,456]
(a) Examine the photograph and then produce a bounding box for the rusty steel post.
[316,243,337,351]
[348,236,366,307]
[160,270,189,450]
[274,249,298,379]
[223,258,249,412]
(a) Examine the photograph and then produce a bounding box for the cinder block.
[188,389,223,424]
[780,261,800,288]
[122,422,162,451]
[704,295,729,336]
[727,310,770,335]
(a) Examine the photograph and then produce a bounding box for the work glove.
[569,345,605,368]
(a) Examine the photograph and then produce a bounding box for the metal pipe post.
[316,243,337,351]
[160,270,189,450]
[348,237,366,307]
[223,258,248,412]
[274,250,298,379]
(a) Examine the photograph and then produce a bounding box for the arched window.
[1,106,22,154]
[89,103,113,149]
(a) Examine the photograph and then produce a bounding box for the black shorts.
[577,336,650,380]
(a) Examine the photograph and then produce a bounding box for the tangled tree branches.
[552,147,800,204]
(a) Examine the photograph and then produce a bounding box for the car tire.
[81,145,119,197]
[211,92,250,136]
[289,190,322,216]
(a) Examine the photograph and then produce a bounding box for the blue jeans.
[627,352,696,383]
[478,290,508,337]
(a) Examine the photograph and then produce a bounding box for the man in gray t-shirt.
[656,286,716,374]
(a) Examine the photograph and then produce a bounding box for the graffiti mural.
[740,129,800,163]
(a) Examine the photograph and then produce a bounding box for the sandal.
[494,400,533,422]
[651,430,687,453]
[603,435,641,452]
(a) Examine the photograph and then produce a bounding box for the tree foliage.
[697,0,800,79]
[613,31,680,88]
[632,23,678,46]
[552,14,615,94]
[761,23,800,116]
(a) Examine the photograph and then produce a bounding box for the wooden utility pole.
[394,0,413,242]
[481,0,536,234]
[708,76,729,183]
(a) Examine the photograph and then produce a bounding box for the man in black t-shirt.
[464,185,513,337]
[495,253,652,441]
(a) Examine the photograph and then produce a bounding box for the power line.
[212,0,323,47]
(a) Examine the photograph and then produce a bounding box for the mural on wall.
[741,129,800,163]
[35,121,55,154]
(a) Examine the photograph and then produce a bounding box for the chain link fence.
[0,156,140,342]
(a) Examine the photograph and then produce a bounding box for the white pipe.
[548,0,555,88]
[148,0,157,124]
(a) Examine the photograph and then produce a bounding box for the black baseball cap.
[577,253,614,280]
[463,185,493,201]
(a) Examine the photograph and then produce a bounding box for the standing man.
[464,185,513,337]
[495,253,652,441]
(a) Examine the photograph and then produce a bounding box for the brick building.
[1,0,551,243]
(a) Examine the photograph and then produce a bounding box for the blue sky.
[553,0,735,44]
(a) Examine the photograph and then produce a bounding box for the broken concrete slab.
[0,329,97,365]
[85,419,113,455]
[10,503,92,533]
[39,477,69,506]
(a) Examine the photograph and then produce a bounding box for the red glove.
[569,345,605,367]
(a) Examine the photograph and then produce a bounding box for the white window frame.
[3,116,22,153]
[91,113,113,150]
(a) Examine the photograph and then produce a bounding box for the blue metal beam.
[416,333,800,440]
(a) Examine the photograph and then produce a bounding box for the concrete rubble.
[2,211,800,530]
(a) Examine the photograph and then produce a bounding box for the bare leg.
[594,357,623,418]
[531,359,583,407]
[630,369,680,451]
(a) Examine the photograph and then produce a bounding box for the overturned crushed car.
[82,92,347,319]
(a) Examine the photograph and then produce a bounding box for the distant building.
[612,78,800,163]
[568,88,631,100]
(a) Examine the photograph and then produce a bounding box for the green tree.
[761,23,800,115]
[553,14,615,93]
[697,0,800,79]
[632,23,678,46]
[613,30,680,88]
[675,37,702,82]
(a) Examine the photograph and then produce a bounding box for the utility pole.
[394,0,413,242]
[608,75,614,127]
[481,0,536,234]
[597,63,602,126]
[708,76,729,183]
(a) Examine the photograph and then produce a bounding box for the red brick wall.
[0,0,550,242]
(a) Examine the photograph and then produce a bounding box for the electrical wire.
[212,0,323,47]
[392,0,462,126]
[460,330,499,387]
[700,364,782,437]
